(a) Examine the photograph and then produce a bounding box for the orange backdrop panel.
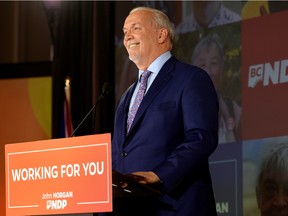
[0,77,52,216]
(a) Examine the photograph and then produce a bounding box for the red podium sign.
[5,133,112,216]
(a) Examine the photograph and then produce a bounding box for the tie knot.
[140,70,151,82]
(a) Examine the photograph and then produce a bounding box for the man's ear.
[158,28,168,43]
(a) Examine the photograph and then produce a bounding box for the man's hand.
[120,171,161,189]
[126,171,160,184]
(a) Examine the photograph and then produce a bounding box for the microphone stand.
[71,82,112,137]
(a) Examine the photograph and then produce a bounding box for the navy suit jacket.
[112,56,219,216]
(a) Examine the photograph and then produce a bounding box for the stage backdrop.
[114,1,288,216]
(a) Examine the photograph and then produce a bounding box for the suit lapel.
[126,56,176,138]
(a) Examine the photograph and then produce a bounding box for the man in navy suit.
[111,6,219,216]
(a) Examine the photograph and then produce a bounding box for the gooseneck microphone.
[71,82,112,137]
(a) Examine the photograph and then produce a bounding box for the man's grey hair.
[130,6,175,43]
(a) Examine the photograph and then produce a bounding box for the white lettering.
[11,166,58,182]
[248,59,288,88]
[53,191,73,198]
[263,61,279,86]
[216,202,229,213]
[46,199,67,210]
[60,164,81,178]
[280,59,288,83]
[82,161,104,176]
[42,193,52,200]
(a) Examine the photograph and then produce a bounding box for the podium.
[5,133,161,216]
[112,170,162,198]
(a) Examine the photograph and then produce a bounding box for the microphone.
[71,82,112,137]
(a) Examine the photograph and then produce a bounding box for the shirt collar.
[138,51,172,79]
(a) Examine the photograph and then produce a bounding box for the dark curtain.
[92,2,115,136]
[51,1,115,138]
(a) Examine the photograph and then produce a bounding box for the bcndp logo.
[248,59,288,88]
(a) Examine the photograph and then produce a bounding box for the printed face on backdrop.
[192,43,224,91]
[257,170,288,216]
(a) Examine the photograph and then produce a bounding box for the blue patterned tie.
[127,70,151,134]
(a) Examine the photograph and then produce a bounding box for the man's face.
[192,44,223,91]
[257,171,288,216]
[123,10,160,69]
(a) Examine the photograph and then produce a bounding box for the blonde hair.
[130,6,175,43]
